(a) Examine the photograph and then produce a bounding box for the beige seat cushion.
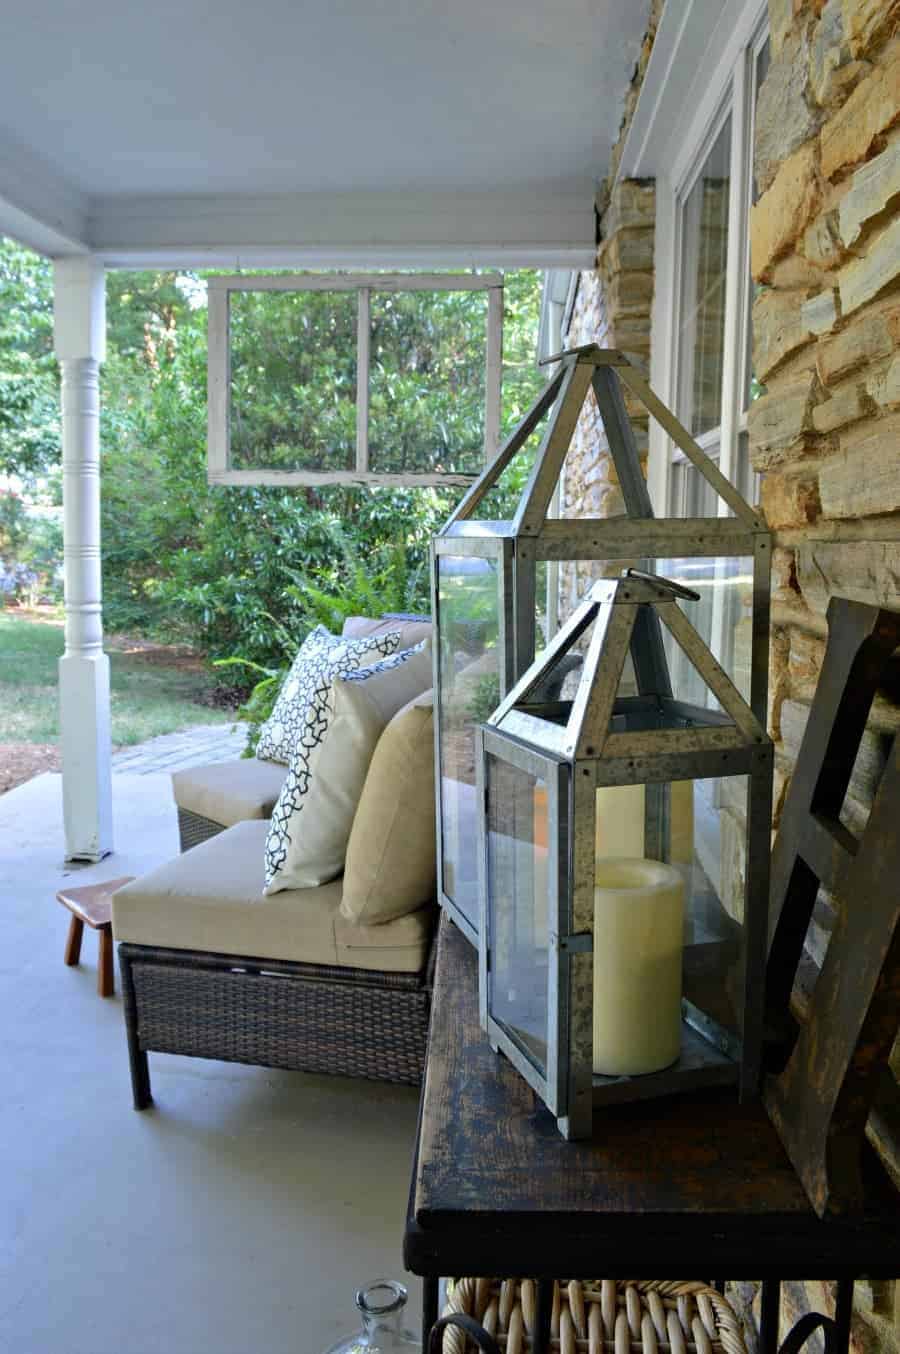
[113,821,434,973]
[341,689,436,925]
[171,758,287,827]
[342,614,431,652]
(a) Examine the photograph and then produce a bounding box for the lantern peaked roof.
[440,344,764,539]
[489,569,770,767]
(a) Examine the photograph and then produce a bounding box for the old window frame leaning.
[207,272,504,488]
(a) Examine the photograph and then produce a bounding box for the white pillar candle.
[595,783,695,865]
[593,857,685,1077]
[595,784,645,861]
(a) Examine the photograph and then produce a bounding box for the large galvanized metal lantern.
[432,344,771,947]
[475,569,774,1140]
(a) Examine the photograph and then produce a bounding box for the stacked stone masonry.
[559,0,900,1346]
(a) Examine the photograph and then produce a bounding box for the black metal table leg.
[533,1279,554,1354]
[760,1280,782,1354]
[830,1281,854,1354]
[422,1276,440,1352]
[776,1281,856,1354]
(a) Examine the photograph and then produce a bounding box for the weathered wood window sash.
[207,273,503,488]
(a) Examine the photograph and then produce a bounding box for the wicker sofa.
[113,823,436,1107]
[113,612,438,1109]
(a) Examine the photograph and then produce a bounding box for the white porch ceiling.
[0,0,650,265]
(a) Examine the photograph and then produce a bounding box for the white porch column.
[53,257,112,861]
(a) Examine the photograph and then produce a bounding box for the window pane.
[745,36,772,411]
[368,289,488,475]
[677,117,732,439]
[228,289,357,472]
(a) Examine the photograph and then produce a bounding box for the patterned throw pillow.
[264,640,432,893]
[255,625,402,765]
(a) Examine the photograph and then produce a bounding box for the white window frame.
[646,1,769,517]
[207,272,504,488]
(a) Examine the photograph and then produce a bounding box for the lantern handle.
[623,567,700,603]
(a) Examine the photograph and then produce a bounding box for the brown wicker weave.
[441,1279,748,1354]
[119,936,435,1108]
[177,806,227,852]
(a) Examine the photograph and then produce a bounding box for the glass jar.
[323,1280,419,1353]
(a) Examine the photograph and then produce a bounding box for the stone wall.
[750,0,900,1151]
[745,8,900,1340]
[558,0,900,1346]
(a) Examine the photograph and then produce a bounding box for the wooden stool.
[57,877,134,998]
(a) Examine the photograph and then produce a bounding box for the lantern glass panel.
[594,771,752,1061]
[678,771,750,1050]
[485,754,552,1076]
[657,555,753,704]
[437,552,504,933]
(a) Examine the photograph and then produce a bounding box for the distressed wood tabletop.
[405,916,899,1279]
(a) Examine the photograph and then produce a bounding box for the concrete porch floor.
[1,770,422,1354]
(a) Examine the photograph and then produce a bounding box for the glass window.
[209,274,503,486]
[745,35,772,414]
[369,288,488,476]
[229,289,358,472]
[676,115,732,444]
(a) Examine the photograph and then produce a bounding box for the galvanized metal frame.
[433,344,772,970]
[207,271,504,488]
[477,573,774,1137]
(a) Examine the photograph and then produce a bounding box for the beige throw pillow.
[264,643,432,893]
[342,614,432,652]
[341,689,436,925]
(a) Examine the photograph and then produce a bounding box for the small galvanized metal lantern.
[432,344,771,947]
[475,568,774,1140]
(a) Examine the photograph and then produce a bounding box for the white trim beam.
[87,187,595,269]
[617,0,768,183]
[0,141,595,267]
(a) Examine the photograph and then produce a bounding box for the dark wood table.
[404,918,900,1353]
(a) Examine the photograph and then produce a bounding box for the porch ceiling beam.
[86,187,596,270]
[0,140,595,267]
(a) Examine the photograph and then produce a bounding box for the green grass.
[0,609,232,746]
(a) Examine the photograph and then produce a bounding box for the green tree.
[0,240,58,478]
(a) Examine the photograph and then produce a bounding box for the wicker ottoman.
[171,757,286,850]
[437,1280,748,1354]
[112,820,436,1108]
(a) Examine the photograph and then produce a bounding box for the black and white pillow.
[255,625,402,765]
[263,639,432,893]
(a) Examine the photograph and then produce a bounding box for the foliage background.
[0,241,544,688]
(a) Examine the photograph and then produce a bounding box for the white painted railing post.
[53,257,112,861]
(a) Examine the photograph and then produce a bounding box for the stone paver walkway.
[112,721,246,774]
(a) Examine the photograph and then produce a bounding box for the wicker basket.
[440,1279,748,1354]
